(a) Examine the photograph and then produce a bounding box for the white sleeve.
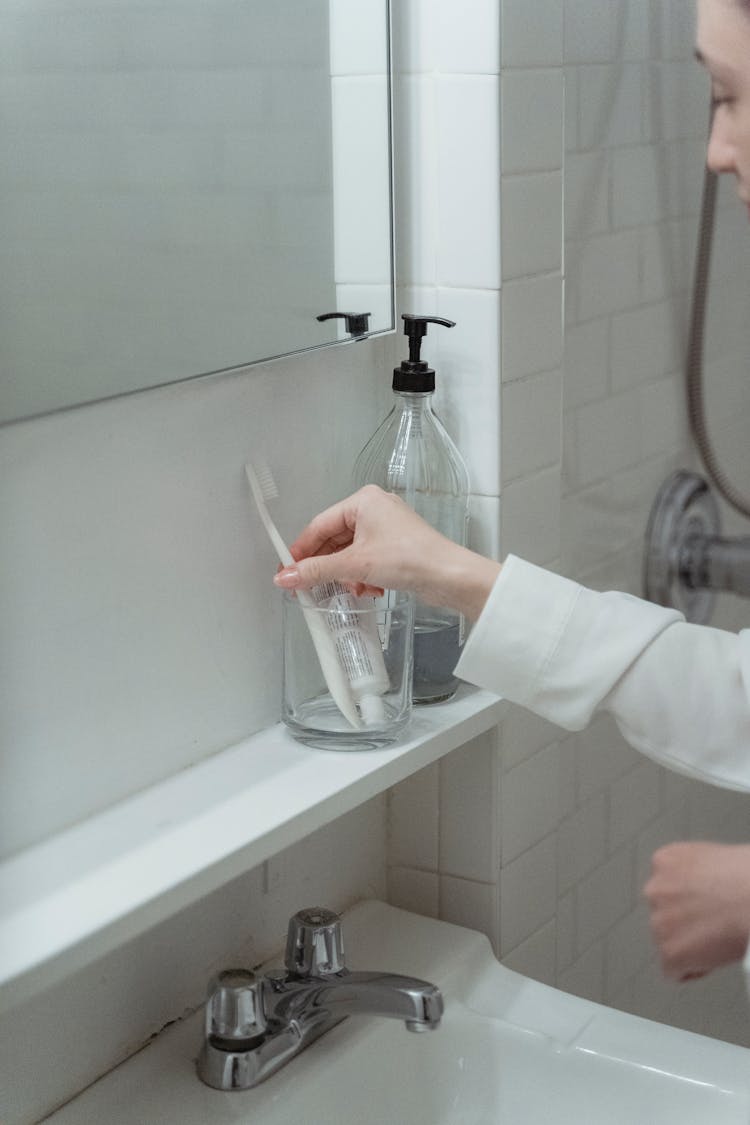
[455,555,750,792]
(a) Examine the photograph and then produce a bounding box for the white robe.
[454,554,750,987]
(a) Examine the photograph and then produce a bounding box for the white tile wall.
[501,0,563,69]
[501,69,564,175]
[499,833,558,953]
[391,0,750,1051]
[500,743,560,864]
[501,171,563,280]
[435,76,501,288]
[500,465,561,566]
[558,0,750,1040]
[439,731,499,882]
[501,273,564,383]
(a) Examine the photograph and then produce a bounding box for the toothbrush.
[245,460,362,729]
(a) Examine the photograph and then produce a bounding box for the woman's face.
[696,0,750,215]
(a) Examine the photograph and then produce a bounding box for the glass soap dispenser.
[353,314,470,703]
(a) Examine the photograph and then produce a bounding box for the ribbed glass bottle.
[353,389,470,703]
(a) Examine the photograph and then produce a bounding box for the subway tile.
[399,284,439,320]
[501,69,564,175]
[499,833,557,953]
[629,957,680,1024]
[434,287,501,497]
[556,890,576,975]
[563,0,616,65]
[560,480,631,577]
[640,376,687,460]
[436,76,501,289]
[607,455,683,542]
[501,171,563,280]
[565,149,610,240]
[501,273,564,383]
[688,784,750,844]
[388,762,440,870]
[500,743,560,864]
[659,0,697,62]
[575,846,634,953]
[393,76,438,287]
[500,706,561,771]
[569,389,641,486]
[622,2,652,62]
[576,541,643,597]
[434,0,500,75]
[577,63,644,150]
[604,902,651,1001]
[573,229,641,320]
[501,0,564,68]
[702,352,750,429]
[391,0,436,75]
[388,866,440,918]
[644,60,709,144]
[664,137,706,221]
[329,0,389,76]
[501,369,562,483]
[563,317,609,409]
[575,714,640,802]
[440,875,500,950]
[611,144,663,229]
[557,794,608,896]
[500,466,561,566]
[557,736,577,820]
[610,300,681,391]
[564,65,579,152]
[502,919,557,986]
[439,730,499,882]
[558,941,604,1003]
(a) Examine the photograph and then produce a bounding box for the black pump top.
[393,314,455,392]
[317,311,371,338]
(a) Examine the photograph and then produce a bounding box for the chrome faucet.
[197,907,444,1091]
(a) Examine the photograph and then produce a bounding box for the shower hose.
[686,146,750,519]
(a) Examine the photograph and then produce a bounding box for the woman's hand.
[644,841,750,981]
[273,485,501,622]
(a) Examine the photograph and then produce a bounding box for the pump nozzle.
[394,314,455,392]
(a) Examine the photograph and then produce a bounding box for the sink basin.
[46,901,750,1124]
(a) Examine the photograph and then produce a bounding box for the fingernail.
[274,567,300,588]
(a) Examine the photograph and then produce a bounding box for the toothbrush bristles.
[250,458,279,502]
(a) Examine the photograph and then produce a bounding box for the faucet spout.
[267,970,443,1032]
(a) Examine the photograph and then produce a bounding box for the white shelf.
[0,687,505,1010]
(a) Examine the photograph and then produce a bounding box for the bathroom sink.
[46,901,750,1125]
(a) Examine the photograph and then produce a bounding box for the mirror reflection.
[0,0,393,424]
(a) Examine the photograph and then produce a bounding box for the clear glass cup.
[282,590,414,750]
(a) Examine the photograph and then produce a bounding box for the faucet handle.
[285,907,345,977]
[205,968,267,1046]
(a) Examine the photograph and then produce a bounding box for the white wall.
[386,0,750,1051]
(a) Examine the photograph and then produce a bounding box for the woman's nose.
[706,107,737,175]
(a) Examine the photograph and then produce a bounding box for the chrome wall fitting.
[197,906,444,1092]
[644,470,750,623]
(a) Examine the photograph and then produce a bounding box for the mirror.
[0,0,393,424]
